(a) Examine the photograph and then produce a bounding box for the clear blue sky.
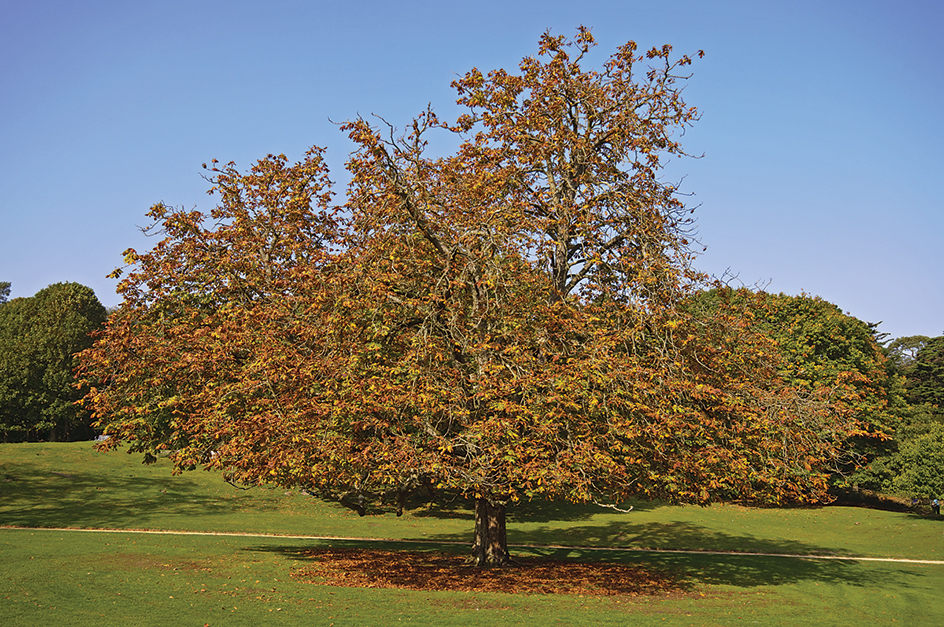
[2,0,941,341]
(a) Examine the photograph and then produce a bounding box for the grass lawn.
[2,441,944,625]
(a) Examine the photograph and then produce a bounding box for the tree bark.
[471,497,511,567]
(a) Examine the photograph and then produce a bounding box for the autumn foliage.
[78,29,860,566]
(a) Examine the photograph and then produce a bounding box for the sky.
[2,0,942,341]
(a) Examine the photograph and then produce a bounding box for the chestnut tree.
[78,29,859,567]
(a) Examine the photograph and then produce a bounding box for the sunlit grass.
[2,441,941,560]
[2,441,944,625]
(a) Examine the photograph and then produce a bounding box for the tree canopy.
[905,335,944,408]
[0,282,106,441]
[78,29,860,566]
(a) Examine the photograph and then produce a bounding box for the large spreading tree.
[78,29,859,566]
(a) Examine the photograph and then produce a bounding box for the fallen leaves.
[291,548,684,596]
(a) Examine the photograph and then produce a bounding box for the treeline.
[0,281,106,442]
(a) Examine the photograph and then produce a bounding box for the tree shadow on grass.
[246,535,930,594]
[627,549,929,590]
[405,515,857,562]
[507,520,938,589]
[499,518,858,557]
[0,459,258,529]
[247,539,684,596]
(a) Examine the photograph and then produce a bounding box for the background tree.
[885,421,944,499]
[79,30,859,567]
[853,334,944,498]
[0,282,106,441]
[691,289,893,482]
[886,335,930,373]
[0,281,10,304]
[905,335,944,408]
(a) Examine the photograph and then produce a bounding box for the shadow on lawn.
[507,518,857,557]
[616,548,928,590]
[247,535,928,593]
[0,458,255,529]
[406,514,859,561]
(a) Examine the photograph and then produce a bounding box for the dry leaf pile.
[292,548,683,596]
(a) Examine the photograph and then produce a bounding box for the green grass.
[3,441,944,625]
[3,529,942,627]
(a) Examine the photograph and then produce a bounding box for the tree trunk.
[471,497,511,567]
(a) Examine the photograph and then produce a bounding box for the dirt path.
[5,525,944,565]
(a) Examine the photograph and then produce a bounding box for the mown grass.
[2,441,944,625]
